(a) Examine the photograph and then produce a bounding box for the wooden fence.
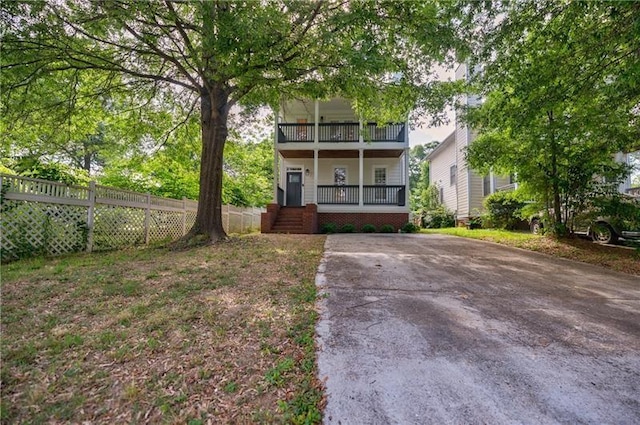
[0,174,263,260]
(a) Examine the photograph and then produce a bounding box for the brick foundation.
[260,203,280,233]
[318,212,409,233]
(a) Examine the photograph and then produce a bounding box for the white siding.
[468,171,485,215]
[429,137,457,213]
[455,125,470,219]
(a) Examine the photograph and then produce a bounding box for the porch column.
[314,99,319,146]
[404,148,410,207]
[359,148,364,206]
[273,109,279,203]
[313,149,318,204]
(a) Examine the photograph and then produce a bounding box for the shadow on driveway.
[316,234,640,424]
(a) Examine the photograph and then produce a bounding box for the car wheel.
[530,218,542,235]
[591,223,618,244]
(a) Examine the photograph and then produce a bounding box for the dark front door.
[286,172,302,206]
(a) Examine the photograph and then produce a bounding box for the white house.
[427,64,513,225]
[428,63,637,225]
[261,97,410,233]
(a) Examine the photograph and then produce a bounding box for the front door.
[286,172,302,206]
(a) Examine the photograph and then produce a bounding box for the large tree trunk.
[185,84,229,243]
[548,110,563,234]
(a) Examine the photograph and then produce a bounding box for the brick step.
[275,218,303,224]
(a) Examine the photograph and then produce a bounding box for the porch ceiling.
[280,149,404,159]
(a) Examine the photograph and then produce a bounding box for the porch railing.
[317,185,359,204]
[277,186,284,206]
[278,123,314,143]
[363,186,405,206]
[316,185,406,205]
[277,122,405,143]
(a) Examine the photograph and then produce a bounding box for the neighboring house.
[429,64,637,225]
[428,64,513,225]
[261,97,410,233]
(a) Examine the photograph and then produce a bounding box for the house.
[261,97,410,233]
[428,64,637,226]
[427,64,513,225]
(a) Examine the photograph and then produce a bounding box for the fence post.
[182,197,187,236]
[86,181,96,252]
[144,193,151,245]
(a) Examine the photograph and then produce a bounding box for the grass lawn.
[1,234,326,424]
[422,228,640,276]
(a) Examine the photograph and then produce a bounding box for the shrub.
[422,206,455,228]
[401,222,419,233]
[483,190,527,230]
[361,224,376,233]
[320,222,337,234]
[380,224,394,233]
[340,223,355,233]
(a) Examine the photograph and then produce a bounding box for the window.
[483,175,491,196]
[374,167,387,200]
[334,167,346,186]
[450,165,457,186]
[439,187,444,204]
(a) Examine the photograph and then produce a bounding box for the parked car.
[529,195,640,244]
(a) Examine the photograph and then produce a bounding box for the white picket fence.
[0,174,263,260]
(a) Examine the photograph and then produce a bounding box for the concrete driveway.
[315,234,640,424]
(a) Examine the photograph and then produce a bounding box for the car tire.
[530,218,542,235]
[591,222,618,244]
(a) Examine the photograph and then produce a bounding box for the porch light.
[305,168,310,176]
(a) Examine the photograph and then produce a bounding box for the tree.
[408,142,438,190]
[2,1,461,243]
[462,1,640,235]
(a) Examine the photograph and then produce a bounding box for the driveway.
[315,234,640,424]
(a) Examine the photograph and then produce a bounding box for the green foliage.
[2,0,464,240]
[463,1,639,236]
[483,190,527,230]
[11,157,89,185]
[320,223,337,234]
[401,222,419,233]
[379,224,395,233]
[409,142,438,191]
[422,206,455,229]
[339,224,355,233]
[361,224,376,233]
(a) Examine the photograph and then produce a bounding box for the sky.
[408,66,456,147]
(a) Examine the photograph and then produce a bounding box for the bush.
[320,222,337,234]
[380,224,394,233]
[401,222,419,233]
[361,224,376,233]
[422,206,455,228]
[483,190,527,230]
[340,223,355,233]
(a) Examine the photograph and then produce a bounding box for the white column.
[273,109,279,203]
[313,150,318,204]
[404,149,410,207]
[314,99,319,145]
[359,149,364,206]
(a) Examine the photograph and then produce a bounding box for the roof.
[426,130,456,161]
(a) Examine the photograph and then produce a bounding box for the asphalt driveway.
[315,234,640,424]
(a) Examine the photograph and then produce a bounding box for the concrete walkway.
[315,234,640,424]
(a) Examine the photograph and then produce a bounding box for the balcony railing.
[316,185,406,205]
[363,186,405,206]
[317,185,359,204]
[278,123,314,143]
[277,122,405,143]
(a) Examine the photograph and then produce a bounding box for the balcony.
[278,122,405,143]
[317,185,405,206]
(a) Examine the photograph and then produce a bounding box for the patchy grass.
[1,234,326,424]
[422,228,640,276]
